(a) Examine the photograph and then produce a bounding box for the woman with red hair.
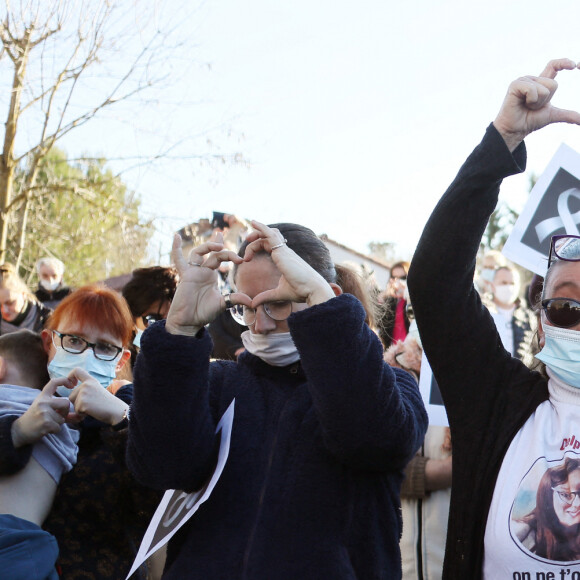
[0,285,159,579]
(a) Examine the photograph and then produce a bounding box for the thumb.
[549,106,580,126]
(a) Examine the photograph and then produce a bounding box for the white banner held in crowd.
[418,353,448,427]
[503,143,580,275]
[126,399,235,579]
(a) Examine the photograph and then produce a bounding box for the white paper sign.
[418,353,448,427]
[126,399,235,579]
[503,143,580,275]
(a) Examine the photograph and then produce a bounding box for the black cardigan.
[408,124,549,579]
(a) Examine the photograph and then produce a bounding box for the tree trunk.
[0,31,32,264]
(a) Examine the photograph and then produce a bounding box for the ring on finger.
[188,261,202,267]
[223,294,233,310]
[271,238,287,251]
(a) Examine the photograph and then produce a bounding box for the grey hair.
[35,257,65,276]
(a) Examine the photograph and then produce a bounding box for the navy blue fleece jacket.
[127,293,427,579]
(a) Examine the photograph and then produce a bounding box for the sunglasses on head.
[548,234,580,269]
[542,297,580,328]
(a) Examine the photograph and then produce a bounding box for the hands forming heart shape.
[165,220,336,336]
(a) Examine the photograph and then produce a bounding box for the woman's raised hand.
[494,58,580,152]
[165,232,251,336]
[243,221,336,308]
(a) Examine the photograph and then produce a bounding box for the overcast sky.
[60,0,580,264]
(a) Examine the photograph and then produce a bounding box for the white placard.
[126,399,235,579]
[418,353,448,427]
[503,143,580,275]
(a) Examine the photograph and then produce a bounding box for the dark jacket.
[35,284,73,310]
[408,124,549,579]
[128,293,428,579]
[0,385,161,580]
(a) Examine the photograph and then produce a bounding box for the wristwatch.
[112,406,130,431]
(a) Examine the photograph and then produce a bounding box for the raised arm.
[408,59,580,423]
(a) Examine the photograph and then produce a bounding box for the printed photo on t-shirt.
[510,453,580,564]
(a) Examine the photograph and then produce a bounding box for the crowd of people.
[1,59,580,580]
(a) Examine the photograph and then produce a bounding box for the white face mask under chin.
[241,330,300,367]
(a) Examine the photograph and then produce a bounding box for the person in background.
[207,214,249,359]
[476,250,507,295]
[0,263,51,335]
[484,264,536,360]
[384,306,452,580]
[0,330,79,580]
[378,260,411,349]
[122,266,179,374]
[35,258,73,310]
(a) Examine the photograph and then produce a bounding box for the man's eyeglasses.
[230,301,293,326]
[52,330,122,361]
[552,487,580,504]
[141,312,164,327]
[390,275,407,281]
[548,235,580,269]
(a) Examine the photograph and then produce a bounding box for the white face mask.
[241,330,300,367]
[133,328,143,348]
[536,323,580,388]
[48,346,120,396]
[494,284,517,305]
[40,279,60,292]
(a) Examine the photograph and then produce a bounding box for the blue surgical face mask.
[535,322,580,388]
[48,346,121,396]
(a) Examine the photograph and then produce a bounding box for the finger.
[243,230,261,244]
[201,249,244,270]
[539,58,577,79]
[66,412,86,424]
[549,106,580,126]
[41,376,76,397]
[47,407,67,426]
[67,367,92,383]
[524,80,554,110]
[252,288,288,307]
[510,78,539,107]
[242,238,269,261]
[172,234,189,274]
[226,292,253,308]
[250,220,285,243]
[50,397,73,417]
[188,241,226,262]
